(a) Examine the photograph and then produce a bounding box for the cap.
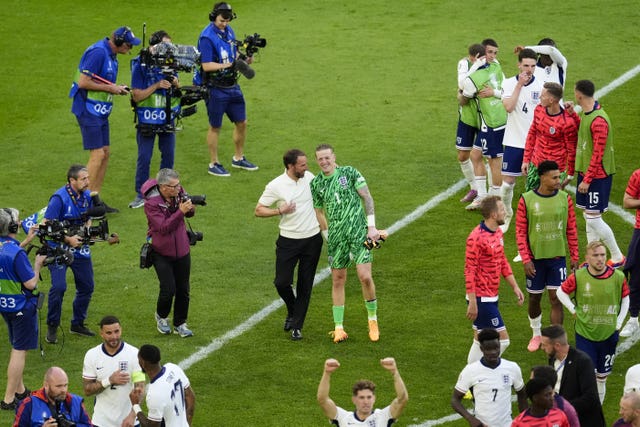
[114,26,141,46]
[625,364,640,393]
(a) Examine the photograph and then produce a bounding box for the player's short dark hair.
[479,195,502,220]
[283,149,306,168]
[531,365,558,387]
[481,38,498,48]
[139,344,162,364]
[575,79,596,97]
[477,328,500,344]
[538,38,557,47]
[315,143,334,153]
[99,315,120,328]
[468,43,485,58]
[543,82,563,100]
[541,324,568,343]
[525,377,551,399]
[150,30,170,46]
[519,48,538,62]
[352,380,376,396]
[537,160,559,177]
[67,164,88,182]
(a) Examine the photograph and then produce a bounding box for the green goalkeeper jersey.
[310,166,367,241]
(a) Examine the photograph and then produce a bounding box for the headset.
[114,26,133,47]
[2,208,19,234]
[209,2,236,22]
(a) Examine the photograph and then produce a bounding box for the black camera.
[238,33,267,58]
[187,230,203,246]
[180,193,207,206]
[140,42,201,73]
[177,85,209,107]
[53,413,76,427]
[37,243,74,267]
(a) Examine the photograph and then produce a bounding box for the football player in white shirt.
[451,328,528,427]
[500,48,543,232]
[82,315,144,427]
[130,344,195,427]
[317,357,408,426]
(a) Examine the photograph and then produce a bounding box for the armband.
[101,377,111,388]
[132,404,142,415]
[367,215,376,227]
[567,175,574,181]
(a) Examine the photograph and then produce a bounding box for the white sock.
[584,213,624,261]
[596,377,607,404]
[475,176,487,199]
[529,315,542,336]
[489,185,501,196]
[467,339,483,364]
[501,181,515,214]
[460,159,475,187]
[499,339,510,356]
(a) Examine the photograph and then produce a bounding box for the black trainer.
[0,399,17,411]
[15,389,30,401]
[103,203,120,214]
[46,325,58,344]
[283,316,294,331]
[70,323,95,337]
[291,329,303,341]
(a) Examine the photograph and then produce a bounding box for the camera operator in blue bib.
[196,2,259,176]
[69,26,141,213]
[0,209,46,411]
[128,30,181,209]
[44,165,100,343]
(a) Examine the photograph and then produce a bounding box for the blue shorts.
[473,127,504,158]
[501,146,524,176]
[76,112,110,150]
[456,120,477,151]
[575,174,613,214]
[576,331,618,375]
[206,86,246,127]
[2,300,38,351]
[470,298,506,332]
[525,257,567,293]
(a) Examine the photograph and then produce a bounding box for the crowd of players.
[455,36,640,426]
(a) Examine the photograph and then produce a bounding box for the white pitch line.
[179,179,468,371]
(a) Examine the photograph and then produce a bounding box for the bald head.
[44,366,69,403]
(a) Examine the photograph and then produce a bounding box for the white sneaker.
[465,197,484,211]
[620,318,639,338]
[155,313,171,335]
[513,253,522,262]
[174,323,194,338]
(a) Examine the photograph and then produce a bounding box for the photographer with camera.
[128,30,182,210]
[14,366,92,427]
[44,164,104,344]
[141,169,198,338]
[0,209,46,412]
[196,2,259,176]
[69,26,142,213]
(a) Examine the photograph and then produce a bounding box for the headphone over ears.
[2,208,19,234]
[149,30,170,46]
[209,2,236,22]
[114,26,133,47]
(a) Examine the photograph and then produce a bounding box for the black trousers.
[274,233,323,329]
[153,252,191,326]
[625,228,640,317]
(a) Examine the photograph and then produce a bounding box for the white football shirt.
[82,342,141,427]
[502,75,543,148]
[334,405,394,426]
[455,358,524,427]
[146,363,191,427]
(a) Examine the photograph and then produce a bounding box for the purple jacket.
[142,179,194,259]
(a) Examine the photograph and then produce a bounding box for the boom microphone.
[234,59,255,79]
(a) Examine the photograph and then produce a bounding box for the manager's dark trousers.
[274,232,323,330]
[153,252,191,327]
[625,228,640,317]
